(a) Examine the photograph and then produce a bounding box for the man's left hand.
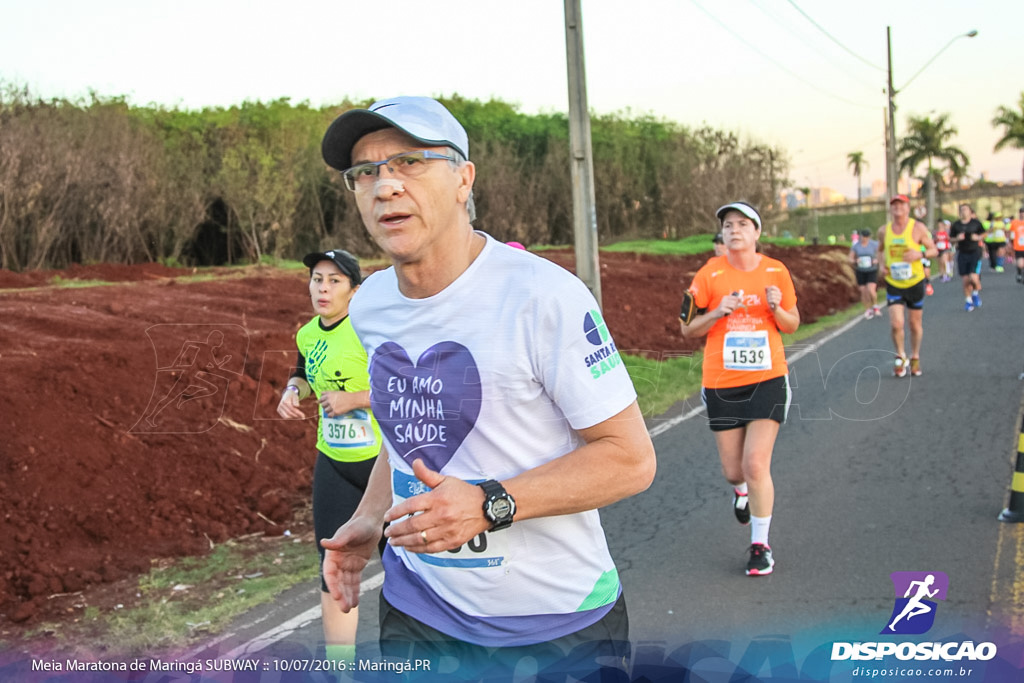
[383,459,490,554]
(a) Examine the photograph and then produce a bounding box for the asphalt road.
[192,265,1024,679]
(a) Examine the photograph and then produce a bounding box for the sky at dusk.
[2,0,1021,198]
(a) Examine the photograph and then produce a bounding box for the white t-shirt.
[350,233,638,647]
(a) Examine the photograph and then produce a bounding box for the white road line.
[217,570,386,659]
[223,314,865,658]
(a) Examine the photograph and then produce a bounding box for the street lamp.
[885,27,978,203]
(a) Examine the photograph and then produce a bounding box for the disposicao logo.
[830,571,997,663]
[882,571,947,635]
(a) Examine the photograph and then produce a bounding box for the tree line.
[845,91,1024,209]
[0,86,788,270]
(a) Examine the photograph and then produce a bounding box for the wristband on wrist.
[285,385,300,396]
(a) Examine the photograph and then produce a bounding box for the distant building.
[897,177,923,197]
[811,187,847,206]
[868,177,924,198]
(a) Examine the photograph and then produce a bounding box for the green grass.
[604,234,804,255]
[623,352,703,418]
[23,534,318,658]
[48,275,118,288]
[775,210,887,243]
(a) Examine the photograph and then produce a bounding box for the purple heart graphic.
[369,341,481,472]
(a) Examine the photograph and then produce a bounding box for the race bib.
[419,531,509,570]
[723,330,772,371]
[889,262,912,281]
[857,255,874,270]
[323,408,377,449]
[391,470,509,570]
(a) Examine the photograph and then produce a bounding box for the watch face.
[490,498,512,519]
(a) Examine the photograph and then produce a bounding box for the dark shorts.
[701,375,791,432]
[312,451,381,591]
[855,269,878,286]
[378,592,631,681]
[1015,250,1024,260]
[957,250,981,276]
[885,279,925,310]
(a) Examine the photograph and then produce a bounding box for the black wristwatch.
[478,480,516,531]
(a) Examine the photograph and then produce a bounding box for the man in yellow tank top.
[876,195,939,377]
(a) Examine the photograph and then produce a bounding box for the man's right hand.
[321,516,383,612]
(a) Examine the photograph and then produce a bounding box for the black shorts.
[855,269,878,286]
[378,592,630,680]
[701,375,791,432]
[1015,250,1024,260]
[885,279,925,309]
[312,451,381,591]
[957,250,981,276]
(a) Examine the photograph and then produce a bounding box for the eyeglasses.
[340,150,456,192]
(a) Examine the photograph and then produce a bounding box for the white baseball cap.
[716,201,762,230]
[322,96,470,171]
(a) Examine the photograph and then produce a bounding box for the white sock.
[751,515,772,546]
[733,482,748,496]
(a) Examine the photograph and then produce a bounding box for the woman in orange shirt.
[680,201,800,576]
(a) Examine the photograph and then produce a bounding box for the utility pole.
[564,0,601,307]
[886,26,898,202]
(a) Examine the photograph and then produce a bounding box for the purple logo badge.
[369,341,481,472]
[881,571,948,635]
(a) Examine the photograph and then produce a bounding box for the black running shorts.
[378,592,631,679]
[885,279,925,310]
[312,451,382,591]
[701,375,791,432]
[956,250,981,277]
[855,269,878,286]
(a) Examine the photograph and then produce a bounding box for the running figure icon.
[144,329,233,427]
[887,574,939,631]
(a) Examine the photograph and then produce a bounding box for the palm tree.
[897,114,969,227]
[992,92,1024,186]
[847,151,868,213]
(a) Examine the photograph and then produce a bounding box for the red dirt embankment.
[0,246,856,626]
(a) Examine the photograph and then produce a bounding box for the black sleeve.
[290,352,307,382]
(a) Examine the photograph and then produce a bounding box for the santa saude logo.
[582,310,621,380]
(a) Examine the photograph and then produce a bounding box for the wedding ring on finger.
[420,530,428,544]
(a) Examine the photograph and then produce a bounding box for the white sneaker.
[864,309,874,320]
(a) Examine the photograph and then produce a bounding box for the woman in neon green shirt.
[277,249,382,659]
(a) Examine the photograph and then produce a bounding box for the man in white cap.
[318,96,656,677]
